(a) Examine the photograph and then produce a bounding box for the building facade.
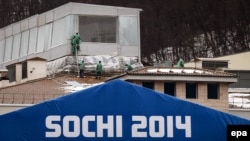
[0,2,142,69]
[109,67,237,112]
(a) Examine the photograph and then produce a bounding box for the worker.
[96,61,103,79]
[79,60,85,78]
[175,57,184,67]
[71,33,81,54]
[125,64,133,71]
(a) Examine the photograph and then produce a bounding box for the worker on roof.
[79,60,85,78]
[175,57,184,67]
[125,64,133,71]
[96,61,103,79]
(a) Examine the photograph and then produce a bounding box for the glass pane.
[0,39,5,63]
[44,23,52,51]
[4,36,13,62]
[52,18,66,47]
[119,16,138,46]
[164,82,175,96]
[28,27,37,54]
[186,83,197,98]
[207,83,219,99]
[142,81,154,90]
[37,25,46,53]
[12,33,21,60]
[79,16,116,43]
[20,30,29,57]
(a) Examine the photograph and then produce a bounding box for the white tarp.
[47,55,143,75]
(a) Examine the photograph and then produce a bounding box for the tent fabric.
[0,79,249,141]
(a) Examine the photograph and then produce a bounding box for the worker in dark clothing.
[96,61,103,79]
[125,64,133,71]
[71,33,81,54]
[79,60,85,78]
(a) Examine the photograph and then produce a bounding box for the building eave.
[119,75,237,83]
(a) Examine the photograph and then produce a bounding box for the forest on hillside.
[1,0,250,63]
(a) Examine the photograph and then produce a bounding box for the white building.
[0,2,142,70]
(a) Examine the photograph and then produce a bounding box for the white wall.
[27,60,47,81]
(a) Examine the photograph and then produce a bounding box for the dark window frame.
[164,82,175,96]
[142,81,154,90]
[202,61,228,70]
[7,65,16,83]
[22,61,27,79]
[207,83,219,99]
[186,82,197,99]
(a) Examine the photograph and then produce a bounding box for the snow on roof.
[62,81,103,93]
[146,68,213,74]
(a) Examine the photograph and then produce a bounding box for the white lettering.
[82,116,95,137]
[232,131,248,138]
[149,116,165,137]
[132,116,147,137]
[97,115,114,137]
[167,116,174,137]
[132,116,192,138]
[116,115,123,137]
[45,116,61,137]
[176,116,191,138]
[63,116,80,137]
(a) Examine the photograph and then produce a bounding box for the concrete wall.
[27,60,47,81]
[216,51,250,70]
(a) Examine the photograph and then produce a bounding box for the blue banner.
[0,80,249,140]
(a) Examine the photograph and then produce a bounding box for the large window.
[0,39,5,63]
[20,30,29,57]
[119,16,138,46]
[28,27,38,54]
[79,16,116,43]
[4,36,13,62]
[142,81,154,90]
[164,82,175,96]
[12,33,21,60]
[207,83,219,99]
[186,82,197,99]
[22,62,27,79]
[7,65,16,82]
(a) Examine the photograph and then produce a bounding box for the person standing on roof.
[125,64,133,71]
[96,61,103,79]
[71,33,81,54]
[79,60,85,78]
[175,57,184,67]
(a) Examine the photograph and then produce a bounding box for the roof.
[192,57,229,62]
[128,67,236,77]
[0,79,249,140]
[0,75,104,104]
[106,67,237,82]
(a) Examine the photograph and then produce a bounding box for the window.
[7,65,16,83]
[164,82,175,96]
[22,62,27,79]
[186,82,197,98]
[119,16,138,46]
[79,16,117,43]
[202,61,228,70]
[142,81,154,90]
[207,83,219,99]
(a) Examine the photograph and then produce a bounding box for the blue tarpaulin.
[0,79,249,140]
